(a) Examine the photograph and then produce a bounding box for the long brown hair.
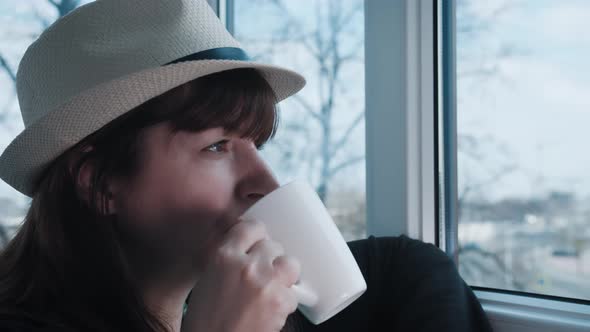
[0,68,279,331]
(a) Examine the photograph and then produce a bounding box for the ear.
[71,150,119,215]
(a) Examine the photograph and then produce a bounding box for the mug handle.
[291,281,319,307]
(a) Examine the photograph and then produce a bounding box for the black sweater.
[0,235,493,332]
[284,235,493,331]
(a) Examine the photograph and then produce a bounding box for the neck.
[140,262,196,332]
[141,277,194,332]
[131,254,199,332]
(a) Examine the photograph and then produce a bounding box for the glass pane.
[0,1,93,249]
[234,0,366,241]
[456,0,590,300]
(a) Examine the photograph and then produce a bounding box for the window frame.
[219,0,436,243]
[222,0,590,330]
[436,0,590,330]
[365,0,437,245]
[475,290,590,332]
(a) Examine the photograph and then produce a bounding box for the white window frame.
[366,0,590,331]
[476,290,590,332]
[223,0,590,330]
[365,0,437,245]
[370,0,590,330]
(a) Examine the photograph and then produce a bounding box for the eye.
[205,139,230,153]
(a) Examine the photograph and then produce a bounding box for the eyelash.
[204,139,265,153]
[205,139,230,153]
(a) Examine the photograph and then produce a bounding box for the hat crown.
[16,0,240,128]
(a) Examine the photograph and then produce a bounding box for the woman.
[0,0,493,331]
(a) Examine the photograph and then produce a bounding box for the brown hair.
[0,68,279,331]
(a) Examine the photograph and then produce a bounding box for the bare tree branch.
[329,155,364,177]
[257,0,365,201]
[459,165,516,200]
[457,245,525,290]
[0,93,17,127]
[333,1,363,35]
[0,55,16,82]
[340,39,364,63]
[330,109,364,158]
[47,0,80,18]
[457,164,517,220]
[0,0,81,84]
[292,95,323,124]
[33,6,52,29]
[268,0,327,61]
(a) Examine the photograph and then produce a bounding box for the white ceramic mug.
[240,179,367,325]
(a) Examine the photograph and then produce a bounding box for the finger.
[283,288,299,314]
[247,239,285,266]
[266,286,298,326]
[242,239,284,281]
[272,287,299,318]
[223,218,268,254]
[272,255,301,287]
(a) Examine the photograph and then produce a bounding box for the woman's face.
[111,122,279,274]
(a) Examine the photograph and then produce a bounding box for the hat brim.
[0,59,306,196]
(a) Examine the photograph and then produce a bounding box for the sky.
[0,0,589,205]
[457,0,590,201]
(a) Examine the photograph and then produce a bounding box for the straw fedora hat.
[0,0,306,197]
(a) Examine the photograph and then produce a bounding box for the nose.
[234,141,280,203]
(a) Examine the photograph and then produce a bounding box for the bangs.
[164,68,279,148]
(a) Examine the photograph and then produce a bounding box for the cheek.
[182,170,234,216]
[121,159,236,227]
[114,166,237,263]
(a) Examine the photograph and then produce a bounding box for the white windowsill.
[476,290,590,332]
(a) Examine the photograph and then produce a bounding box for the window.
[232,0,366,241]
[447,0,590,301]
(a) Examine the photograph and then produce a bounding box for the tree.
[455,0,523,218]
[236,0,365,202]
[454,0,528,290]
[457,133,518,221]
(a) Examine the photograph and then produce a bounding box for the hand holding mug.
[182,218,301,332]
